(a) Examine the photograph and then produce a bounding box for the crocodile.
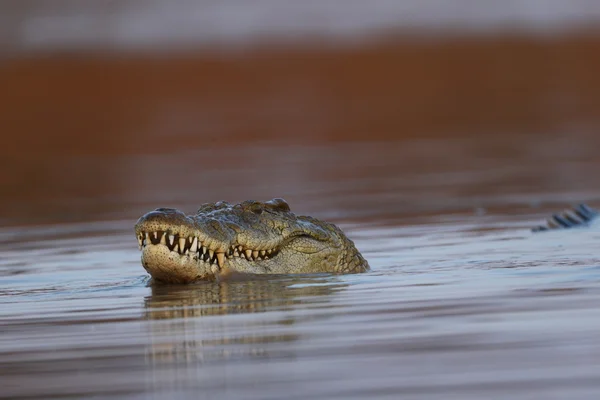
[135,199,597,284]
[135,198,369,283]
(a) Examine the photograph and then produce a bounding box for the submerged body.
[135,198,369,283]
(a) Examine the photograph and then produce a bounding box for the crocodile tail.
[532,204,599,232]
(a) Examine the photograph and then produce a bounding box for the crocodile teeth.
[216,252,225,268]
[137,237,143,250]
[190,237,198,253]
[147,239,281,261]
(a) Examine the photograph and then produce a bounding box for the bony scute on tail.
[134,198,369,283]
[532,204,598,232]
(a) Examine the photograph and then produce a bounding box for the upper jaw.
[135,208,285,274]
[136,229,282,268]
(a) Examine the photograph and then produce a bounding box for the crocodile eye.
[250,203,263,215]
[265,198,290,212]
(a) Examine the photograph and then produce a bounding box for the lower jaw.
[141,245,215,283]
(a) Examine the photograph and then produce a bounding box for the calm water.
[3,10,600,395]
[2,135,600,399]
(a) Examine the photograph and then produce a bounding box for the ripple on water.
[1,210,600,399]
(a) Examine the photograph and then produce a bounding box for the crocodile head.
[134,198,369,283]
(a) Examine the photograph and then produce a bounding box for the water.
[2,134,600,398]
[3,22,600,399]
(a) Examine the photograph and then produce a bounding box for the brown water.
[2,35,600,399]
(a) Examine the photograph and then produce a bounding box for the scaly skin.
[134,198,369,283]
[531,204,598,232]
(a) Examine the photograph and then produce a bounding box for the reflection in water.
[143,276,345,365]
[146,276,343,318]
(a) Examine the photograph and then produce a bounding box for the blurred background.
[2,1,600,225]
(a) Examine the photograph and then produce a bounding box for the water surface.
[2,135,600,399]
